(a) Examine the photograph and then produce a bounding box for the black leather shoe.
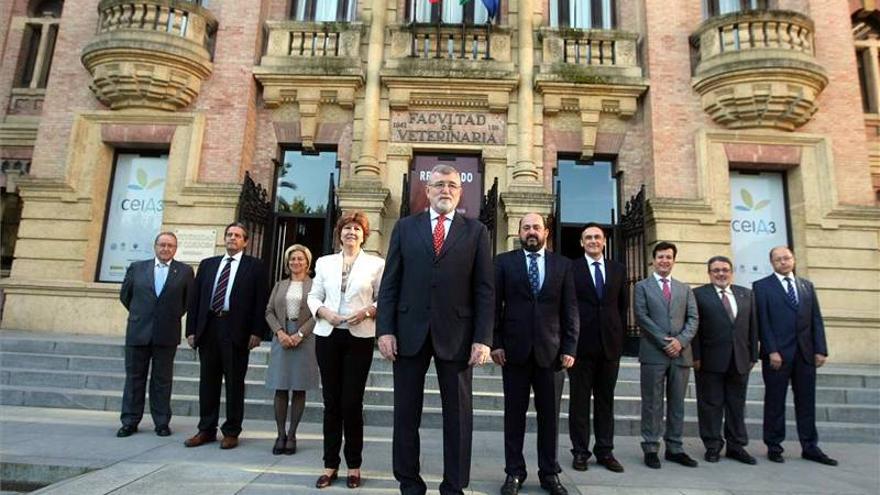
[500,474,524,495]
[539,475,568,495]
[803,450,838,466]
[644,452,661,469]
[155,425,171,437]
[665,452,698,467]
[116,425,137,437]
[272,436,285,455]
[596,455,624,473]
[768,451,785,463]
[704,449,720,463]
[571,452,589,471]
[726,448,757,465]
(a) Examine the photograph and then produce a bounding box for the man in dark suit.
[568,222,628,473]
[753,246,836,466]
[183,222,269,450]
[118,232,194,438]
[377,164,494,495]
[634,241,699,469]
[491,213,578,495]
[692,255,758,464]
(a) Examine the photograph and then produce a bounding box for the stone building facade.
[0,0,878,363]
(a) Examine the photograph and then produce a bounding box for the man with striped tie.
[753,246,836,466]
[184,222,269,450]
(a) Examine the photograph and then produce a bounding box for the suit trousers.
[393,336,473,495]
[315,329,374,469]
[502,356,564,480]
[567,356,620,459]
[196,315,250,437]
[121,344,177,428]
[695,356,750,451]
[640,362,690,454]
[762,355,819,455]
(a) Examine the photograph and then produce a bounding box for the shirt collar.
[154,257,170,267]
[774,271,794,283]
[430,208,455,222]
[713,284,730,293]
[585,253,604,264]
[226,251,244,262]
[653,272,671,282]
[523,247,546,258]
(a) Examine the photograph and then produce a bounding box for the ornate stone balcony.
[691,10,828,131]
[384,23,514,79]
[535,28,648,159]
[81,0,217,111]
[253,21,365,149]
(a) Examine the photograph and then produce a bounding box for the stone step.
[1,384,876,444]
[3,348,879,391]
[2,367,879,426]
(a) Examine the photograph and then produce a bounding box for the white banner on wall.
[98,153,169,282]
[729,171,790,287]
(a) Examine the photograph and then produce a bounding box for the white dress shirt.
[774,272,798,304]
[430,208,454,241]
[585,254,605,287]
[653,271,673,290]
[714,284,738,318]
[523,247,546,290]
[211,250,243,311]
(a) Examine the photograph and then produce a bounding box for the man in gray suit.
[118,232,194,437]
[634,241,699,469]
[692,256,758,465]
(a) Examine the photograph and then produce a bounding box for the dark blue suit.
[753,273,827,455]
[493,249,579,481]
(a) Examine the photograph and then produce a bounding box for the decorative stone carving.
[691,10,828,131]
[81,0,217,111]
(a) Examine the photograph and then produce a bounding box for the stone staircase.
[1,331,878,442]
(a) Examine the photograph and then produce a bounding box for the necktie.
[528,253,540,295]
[211,257,234,312]
[785,277,798,307]
[661,278,671,303]
[155,263,167,297]
[433,215,446,256]
[593,261,604,300]
[720,289,735,322]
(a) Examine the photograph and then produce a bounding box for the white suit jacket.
[308,251,385,338]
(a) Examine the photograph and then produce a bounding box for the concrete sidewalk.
[1,406,877,494]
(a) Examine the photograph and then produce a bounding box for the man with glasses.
[692,256,758,465]
[118,232,194,438]
[378,164,494,495]
[753,246,836,466]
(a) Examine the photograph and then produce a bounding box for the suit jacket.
[265,277,316,337]
[692,284,758,374]
[308,251,385,337]
[634,274,698,366]
[492,249,579,368]
[377,211,494,361]
[186,253,270,348]
[753,274,827,364]
[572,257,628,360]
[120,258,194,347]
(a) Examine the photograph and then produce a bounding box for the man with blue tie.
[491,213,579,495]
[118,232,194,437]
[753,246,837,466]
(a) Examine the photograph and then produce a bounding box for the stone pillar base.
[336,177,390,254]
[500,186,555,252]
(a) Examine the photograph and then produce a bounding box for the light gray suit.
[634,274,698,454]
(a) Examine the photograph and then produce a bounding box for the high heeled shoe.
[271,436,285,455]
[283,436,296,455]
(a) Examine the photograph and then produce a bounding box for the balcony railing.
[693,9,814,65]
[537,28,643,82]
[407,24,492,60]
[95,0,215,49]
[262,21,362,59]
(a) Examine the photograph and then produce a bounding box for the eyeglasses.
[428,182,461,191]
[709,268,731,274]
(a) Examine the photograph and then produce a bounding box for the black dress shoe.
[284,437,296,455]
[500,474,524,495]
[155,425,171,437]
[665,452,699,467]
[539,475,568,495]
[768,451,785,463]
[726,448,757,465]
[272,436,285,455]
[704,449,720,463]
[596,455,624,473]
[571,453,589,471]
[116,425,137,437]
[644,452,661,469]
[803,450,838,466]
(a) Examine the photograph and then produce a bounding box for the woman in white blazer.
[308,210,384,490]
